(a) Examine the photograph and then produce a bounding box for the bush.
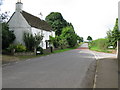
[7,44,26,52]
[23,32,43,51]
[6,44,16,53]
[15,44,26,52]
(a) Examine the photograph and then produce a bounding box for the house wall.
[31,27,55,49]
[8,12,31,45]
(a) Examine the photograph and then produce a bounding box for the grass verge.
[89,46,113,53]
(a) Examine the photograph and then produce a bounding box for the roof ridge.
[21,10,52,31]
[21,10,42,21]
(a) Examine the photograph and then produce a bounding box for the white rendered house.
[8,1,55,49]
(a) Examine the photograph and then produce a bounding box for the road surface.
[3,43,96,88]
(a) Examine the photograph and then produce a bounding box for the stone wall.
[14,52,34,56]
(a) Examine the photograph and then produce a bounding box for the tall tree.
[61,26,77,47]
[107,18,120,48]
[45,12,68,36]
[77,35,84,43]
[87,36,92,42]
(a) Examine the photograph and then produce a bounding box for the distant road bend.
[3,43,96,88]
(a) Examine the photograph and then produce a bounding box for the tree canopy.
[45,12,68,36]
[107,18,120,48]
[61,26,77,47]
[87,36,92,41]
[46,12,83,48]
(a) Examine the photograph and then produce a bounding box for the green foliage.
[45,12,68,36]
[106,18,120,48]
[6,44,16,53]
[2,23,15,49]
[87,36,92,41]
[23,32,43,51]
[50,35,68,49]
[61,26,77,47]
[77,35,84,43]
[89,38,109,50]
[58,36,69,49]
[15,44,26,52]
[7,44,26,52]
[46,12,81,48]
[49,36,59,48]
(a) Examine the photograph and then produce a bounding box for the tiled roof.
[21,11,52,31]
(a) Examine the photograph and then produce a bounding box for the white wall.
[31,28,54,49]
[8,12,31,45]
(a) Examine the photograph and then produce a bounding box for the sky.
[0,0,119,40]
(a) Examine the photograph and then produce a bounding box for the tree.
[0,12,9,22]
[77,35,84,43]
[61,26,77,47]
[49,36,59,48]
[107,18,120,48]
[2,23,15,49]
[23,32,43,51]
[87,36,92,42]
[58,36,69,49]
[45,12,68,36]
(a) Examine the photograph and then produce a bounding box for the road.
[2,43,96,88]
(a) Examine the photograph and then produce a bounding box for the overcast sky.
[0,0,119,40]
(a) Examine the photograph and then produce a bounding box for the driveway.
[3,43,96,88]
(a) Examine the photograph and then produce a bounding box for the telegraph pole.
[118,2,120,75]
[118,41,120,60]
[118,2,120,61]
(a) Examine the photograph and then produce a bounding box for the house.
[8,1,55,49]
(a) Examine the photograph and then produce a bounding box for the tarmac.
[93,55,118,88]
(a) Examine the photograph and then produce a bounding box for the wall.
[8,12,31,45]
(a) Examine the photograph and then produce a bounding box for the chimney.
[16,0,23,12]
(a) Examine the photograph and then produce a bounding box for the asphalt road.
[2,43,96,88]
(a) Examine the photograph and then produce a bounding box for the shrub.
[7,44,16,53]
[15,44,26,52]
[23,32,43,51]
[7,44,26,52]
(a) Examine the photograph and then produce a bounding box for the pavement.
[92,51,118,88]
